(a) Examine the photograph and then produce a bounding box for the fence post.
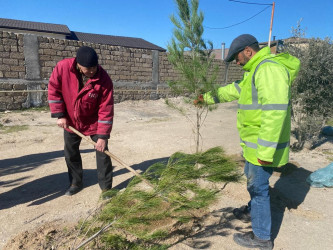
[23,34,44,107]
[152,50,159,84]
[23,34,40,80]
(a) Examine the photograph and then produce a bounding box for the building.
[212,38,292,61]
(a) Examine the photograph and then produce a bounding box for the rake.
[68,126,154,188]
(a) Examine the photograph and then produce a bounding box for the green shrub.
[284,21,333,150]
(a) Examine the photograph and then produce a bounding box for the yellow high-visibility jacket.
[204,47,300,167]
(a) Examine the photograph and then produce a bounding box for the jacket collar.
[70,58,102,82]
[243,46,271,72]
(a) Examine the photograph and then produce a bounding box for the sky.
[1,0,332,50]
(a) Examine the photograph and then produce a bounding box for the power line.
[229,0,272,6]
[204,5,271,30]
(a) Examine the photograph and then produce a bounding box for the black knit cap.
[225,34,258,62]
[76,46,98,67]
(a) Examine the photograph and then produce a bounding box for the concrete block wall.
[0,31,244,111]
[158,51,243,84]
[0,32,25,79]
[37,37,155,83]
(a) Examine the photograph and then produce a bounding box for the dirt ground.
[0,98,332,250]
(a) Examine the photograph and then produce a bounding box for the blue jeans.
[244,161,273,240]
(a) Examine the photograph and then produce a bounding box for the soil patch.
[1,98,332,249]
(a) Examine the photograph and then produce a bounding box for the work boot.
[233,205,251,222]
[65,184,82,196]
[233,231,273,250]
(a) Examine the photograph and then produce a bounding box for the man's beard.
[240,54,251,66]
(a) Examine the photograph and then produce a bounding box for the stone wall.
[0,32,25,79]
[0,31,244,111]
[37,37,155,83]
[158,51,243,84]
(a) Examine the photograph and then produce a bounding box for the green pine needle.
[80,146,241,249]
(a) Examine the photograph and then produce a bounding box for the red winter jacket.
[48,58,114,138]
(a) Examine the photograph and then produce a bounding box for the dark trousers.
[64,130,113,190]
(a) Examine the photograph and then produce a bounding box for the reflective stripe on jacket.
[204,47,300,167]
[48,58,114,138]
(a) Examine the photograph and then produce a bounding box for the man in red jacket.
[48,46,114,196]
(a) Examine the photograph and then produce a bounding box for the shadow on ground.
[0,153,169,210]
[0,171,95,210]
[0,150,70,178]
[0,149,126,181]
[168,205,252,249]
[169,162,312,249]
[270,163,312,240]
[112,157,169,190]
[0,149,95,210]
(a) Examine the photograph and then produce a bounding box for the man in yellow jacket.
[200,34,300,249]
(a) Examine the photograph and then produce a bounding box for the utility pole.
[268,2,275,48]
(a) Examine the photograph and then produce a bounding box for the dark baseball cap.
[76,46,98,67]
[225,34,258,62]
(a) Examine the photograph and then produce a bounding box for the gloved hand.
[193,94,204,106]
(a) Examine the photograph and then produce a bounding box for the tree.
[167,0,218,153]
[284,21,333,150]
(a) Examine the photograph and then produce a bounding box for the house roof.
[213,39,284,60]
[280,37,310,43]
[0,17,166,52]
[259,39,283,47]
[0,18,71,35]
[71,31,166,52]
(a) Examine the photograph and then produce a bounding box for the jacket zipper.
[74,80,94,128]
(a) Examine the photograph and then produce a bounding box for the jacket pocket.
[81,91,99,115]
